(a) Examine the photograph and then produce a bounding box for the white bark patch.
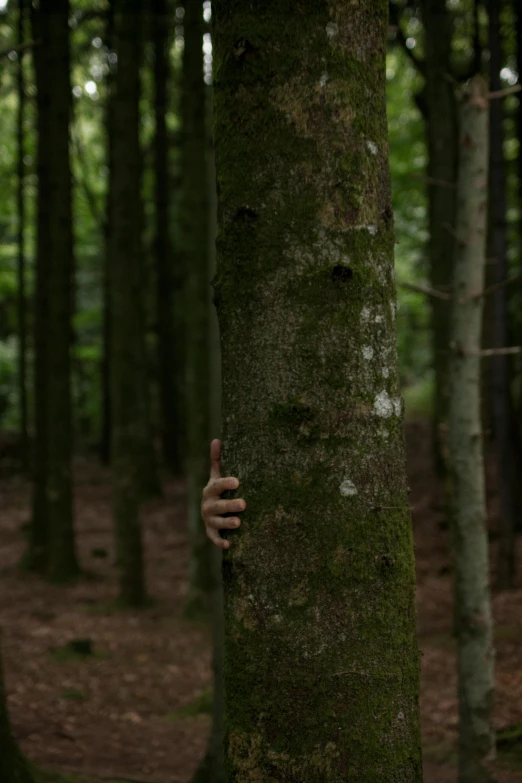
[361,306,370,322]
[390,301,396,321]
[381,367,389,378]
[355,224,377,236]
[374,390,401,418]
[362,345,374,360]
[340,478,358,497]
[374,314,383,323]
[366,140,378,155]
[326,22,339,38]
[319,72,328,88]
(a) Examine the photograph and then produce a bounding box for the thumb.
[210,439,221,479]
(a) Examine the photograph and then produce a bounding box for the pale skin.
[201,438,246,550]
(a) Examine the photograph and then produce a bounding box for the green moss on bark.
[213,1,422,780]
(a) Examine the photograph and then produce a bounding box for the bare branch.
[463,273,522,301]
[413,173,457,190]
[397,280,451,301]
[479,347,521,357]
[0,39,40,59]
[488,85,522,100]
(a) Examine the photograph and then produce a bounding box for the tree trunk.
[213,2,423,780]
[449,75,495,783]
[191,88,225,783]
[421,0,459,477]
[0,646,34,783]
[183,0,214,618]
[110,0,148,607]
[100,0,115,467]
[16,0,28,473]
[488,0,519,590]
[153,0,182,475]
[30,0,78,582]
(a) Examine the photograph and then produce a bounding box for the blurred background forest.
[0,1,521,782]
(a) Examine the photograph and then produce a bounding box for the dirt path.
[0,422,520,782]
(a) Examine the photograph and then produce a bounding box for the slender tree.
[16,0,28,472]
[488,0,519,589]
[100,0,115,466]
[183,0,214,617]
[191,92,224,783]
[110,0,148,606]
[213,1,422,779]
[153,0,182,475]
[0,646,34,783]
[449,75,494,783]
[29,0,78,582]
[420,0,459,476]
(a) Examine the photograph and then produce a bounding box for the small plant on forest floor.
[165,687,213,720]
[49,638,110,663]
[61,688,88,701]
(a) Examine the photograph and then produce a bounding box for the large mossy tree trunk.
[213,2,422,780]
[110,0,148,607]
[30,0,78,582]
[449,75,495,783]
[16,0,28,473]
[421,0,458,477]
[183,0,214,618]
[153,0,182,476]
[0,647,34,783]
[488,0,519,590]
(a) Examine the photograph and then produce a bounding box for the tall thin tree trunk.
[183,0,214,617]
[213,2,423,779]
[191,88,225,783]
[421,0,459,478]
[0,645,34,783]
[100,0,115,467]
[449,75,495,783]
[110,0,148,607]
[30,0,78,582]
[488,0,518,589]
[153,0,182,475]
[16,0,28,473]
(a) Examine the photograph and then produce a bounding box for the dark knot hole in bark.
[331,264,353,284]
[233,206,258,224]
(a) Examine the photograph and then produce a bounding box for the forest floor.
[0,418,521,783]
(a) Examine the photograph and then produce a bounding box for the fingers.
[206,515,241,531]
[206,528,231,550]
[210,439,222,480]
[202,476,239,499]
[205,498,246,516]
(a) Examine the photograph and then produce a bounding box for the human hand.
[201,439,246,550]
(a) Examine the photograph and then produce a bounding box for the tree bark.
[191,88,225,783]
[183,0,214,618]
[449,75,495,783]
[110,0,148,607]
[0,645,34,783]
[153,0,183,475]
[420,0,459,477]
[213,2,423,780]
[488,0,519,590]
[30,0,78,582]
[16,0,28,473]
